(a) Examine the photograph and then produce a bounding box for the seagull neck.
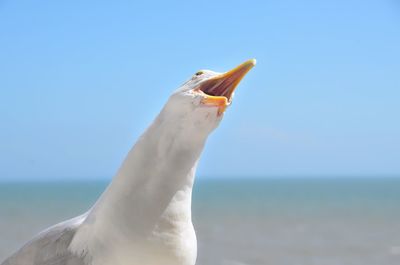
[115,112,206,193]
[71,110,207,262]
[89,110,207,233]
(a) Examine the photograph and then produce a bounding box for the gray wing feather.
[1,214,88,265]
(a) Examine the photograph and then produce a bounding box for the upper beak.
[199,59,256,115]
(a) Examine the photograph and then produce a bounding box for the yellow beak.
[199,59,256,115]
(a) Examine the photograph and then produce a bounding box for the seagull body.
[2,59,256,265]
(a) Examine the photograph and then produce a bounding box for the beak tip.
[248,58,257,67]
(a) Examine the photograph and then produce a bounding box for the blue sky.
[1,0,399,180]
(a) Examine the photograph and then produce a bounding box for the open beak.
[198,59,256,115]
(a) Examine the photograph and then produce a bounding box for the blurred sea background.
[1,1,400,265]
[1,177,400,265]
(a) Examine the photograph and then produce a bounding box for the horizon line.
[1,174,400,184]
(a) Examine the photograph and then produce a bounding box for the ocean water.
[1,178,400,265]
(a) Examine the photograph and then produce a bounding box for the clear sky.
[0,0,399,180]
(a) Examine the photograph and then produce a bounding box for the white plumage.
[1,59,255,265]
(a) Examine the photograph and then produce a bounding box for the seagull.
[2,59,256,265]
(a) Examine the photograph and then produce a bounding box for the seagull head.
[161,59,256,138]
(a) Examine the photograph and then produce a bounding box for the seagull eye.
[195,71,204,76]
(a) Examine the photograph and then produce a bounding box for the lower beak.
[200,59,256,115]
